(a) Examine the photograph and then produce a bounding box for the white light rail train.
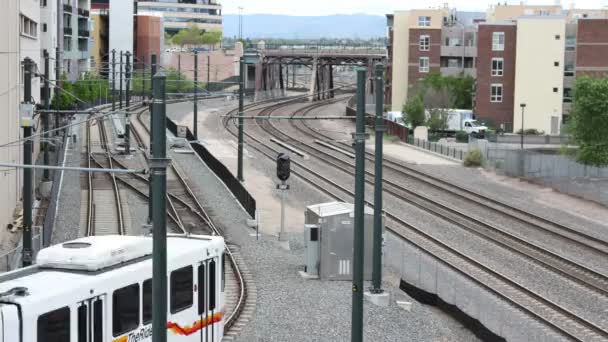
[0,234,225,342]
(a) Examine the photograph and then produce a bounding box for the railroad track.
[84,113,126,236]
[125,106,248,332]
[222,97,608,341]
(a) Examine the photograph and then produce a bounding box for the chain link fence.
[469,138,608,206]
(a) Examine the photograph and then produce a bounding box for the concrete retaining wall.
[384,231,567,342]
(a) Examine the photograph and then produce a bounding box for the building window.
[491,58,504,76]
[20,15,38,38]
[418,16,431,27]
[419,57,429,73]
[171,266,193,314]
[492,32,504,51]
[555,34,560,40]
[43,23,47,33]
[419,35,430,51]
[113,284,140,337]
[553,87,559,93]
[41,0,48,7]
[38,307,70,342]
[554,61,559,67]
[491,84,503,102]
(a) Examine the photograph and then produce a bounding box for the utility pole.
[148,54,157,223]
[125,52,132,155]
[119,51,123,109]
[193,51,198,140]
[237,57,245,182]
[150,54,156,101]
[111,49,116,112]
[21,58,34,267]
[371,64,385,294]
[151,71,169,342]
[42,50,50,181]
[351,68,366,342]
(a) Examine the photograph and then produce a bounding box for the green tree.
[172,24,205,46]
[201,30,222,45]
[402,96,425,128]
[427,109,449,131]
[51,73,75,110]
[569,76,608,166]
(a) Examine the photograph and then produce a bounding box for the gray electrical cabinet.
[304,202,380,281]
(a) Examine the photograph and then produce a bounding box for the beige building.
[513,17,566,135]
[390,8,450,112]
[0,0,25,232]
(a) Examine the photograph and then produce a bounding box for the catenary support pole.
[194,51,198,140]
[55,47,61,136]
[142,55,146,103]
[119,51,124,109]
[351,68,366,342]
[177,54,181,93]
[21,58,34,267]
[237,58,245,182]
[151,71,169,342]
[125,52,131,108]
[207,55,211,91]
[148,54,157,224]
[111,49,116,112]
[42,50,50,181]
[125,52,131,154]
[371,64,385,293]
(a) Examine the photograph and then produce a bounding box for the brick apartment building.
[387,4,608,134]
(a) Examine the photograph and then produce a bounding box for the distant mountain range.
[223,14,387,39]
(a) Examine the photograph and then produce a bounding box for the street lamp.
[238,7,244,41]
[520,103,526,149]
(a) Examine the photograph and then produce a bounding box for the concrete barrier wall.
[384,231,566,342]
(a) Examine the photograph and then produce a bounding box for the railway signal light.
[276,153,291,181]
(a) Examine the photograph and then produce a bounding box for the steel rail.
[223,98,608,341]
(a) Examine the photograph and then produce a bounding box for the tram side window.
[38,307,70,342]
[143,279,152,324]
[209,260,216,311]
[171,266,193,313]
[113,283,140,337]
[198,264,205,315]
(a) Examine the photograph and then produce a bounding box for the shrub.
[464,149,484,167]
[515,128,545,135]
[455,130,469,143]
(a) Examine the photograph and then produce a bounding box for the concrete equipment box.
[304,202,381,281]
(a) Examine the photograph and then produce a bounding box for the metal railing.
[63,4,73,12]
[407,136,467,161]
[64,27,73,36]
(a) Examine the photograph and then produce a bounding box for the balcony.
[78,8,90,17]
[78,29,89,37]
[441,45,477,58]
[563,75,574,88]
[64,27,73,35]
[63,4,72,12]
[441,67,476,77]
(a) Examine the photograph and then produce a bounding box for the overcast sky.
[221,0,607,16]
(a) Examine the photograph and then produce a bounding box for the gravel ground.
[51,116,85,244]
[168,133,480,342]
[167,100,481,341]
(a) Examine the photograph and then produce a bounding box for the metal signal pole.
[111,49,116,112]
[125,52,132,155]
[21,58,34,267]
[119,51,123,109]
[151,71,169,342]
[42,50,50,181]
[351,68,366,342]
[237,57,245,182]
[194,50,198,140]
[148,54,157,223]
[371,64,385,294]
